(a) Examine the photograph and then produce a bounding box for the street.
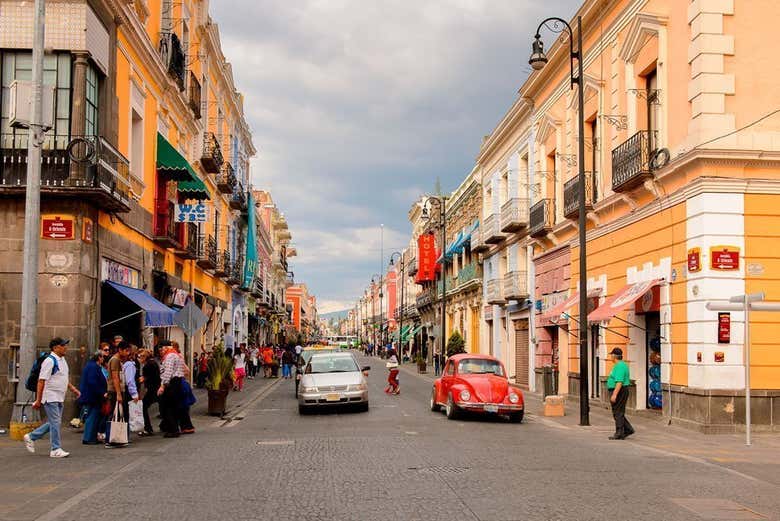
[1,352,778,521]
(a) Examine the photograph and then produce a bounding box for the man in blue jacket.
[79,349,108,445]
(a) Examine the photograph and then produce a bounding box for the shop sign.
[41,214,74,240]
[710,246,740,271]
[82,217,94,243]
[175,203,209,222]
[101,258,140,288]
[718,312,730,344]
[635,286,660,314]
[687,247,701,273]
[415,233,437,283]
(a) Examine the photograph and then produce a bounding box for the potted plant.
[446,331,466,357]
[415,352,427,373]
[205,345,233,416]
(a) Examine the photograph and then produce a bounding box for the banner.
[415,233,437,283]
[243,191,258,288]
[175,202,209,222]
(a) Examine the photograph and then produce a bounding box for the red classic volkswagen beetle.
[431,354,524,423]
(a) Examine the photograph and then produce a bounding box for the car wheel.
[509,411,524,423]
[357,402,369,413]
[445,394,459,420]
[430,388,440,412]
[298,404,309,415]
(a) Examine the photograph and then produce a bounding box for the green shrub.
[446,331,466,357]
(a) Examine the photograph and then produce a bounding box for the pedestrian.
[281,348,294,379]
[262,345,274,378]
[23,338,81,458]
[233,347,247,391]
[157,342,186,438]
[105,341,131,447]
[248,345,259,379]
[111,335,123,355]
[433,348,441,376]
[138,349,160,436]
[172,341,195,434]
[607,347,635,440]
[385,348,400,395]
[123,346,141,416]
[78,349,108,445]
[196,352,209,388]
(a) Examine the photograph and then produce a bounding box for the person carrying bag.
[108,402,129,445]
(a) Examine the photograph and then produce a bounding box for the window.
[646,69,659,150]
[85,65,99,136]
[131,108,144,180]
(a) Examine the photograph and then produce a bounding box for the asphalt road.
[11,352,779,521]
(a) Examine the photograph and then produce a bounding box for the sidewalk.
[0,375,280,521]
[397,360,780,487]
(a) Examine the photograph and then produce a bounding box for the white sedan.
[298,352,370,414]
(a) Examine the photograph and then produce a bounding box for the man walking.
[105,341,130,446]
[24,338,81,458]
[607,347,635,440]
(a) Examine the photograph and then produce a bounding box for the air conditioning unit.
[9,80,54,130]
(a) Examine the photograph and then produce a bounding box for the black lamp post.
[422,196,447,365]
[529,15,589,426]
[389,251,404,362]
[371,274,381,352]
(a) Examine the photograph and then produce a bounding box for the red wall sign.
[41,215,75,240]
[718,312,731,344]
[687,247,701,273]
[82,217,94,244]
[415,233,437,283]
[635,285,661,314]
[710,246,740,271]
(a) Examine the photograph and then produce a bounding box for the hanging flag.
[243,191,258,288]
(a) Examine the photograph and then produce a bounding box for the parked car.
[431,354,524,423]
[298,352,370,414]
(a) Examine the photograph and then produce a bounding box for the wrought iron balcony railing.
[611,130,656,192]
[228,254,244,285]
[529,199,555,238]
[196,234,217,269]
[174,222,199,259]
[214,250,231,277]
[456,262,482,287]
[500,197,529,233]
[159,32,185,91]
[200,132,223,174]
[216,162,236,194]
[563,172,596,219]
[229,183,246,210]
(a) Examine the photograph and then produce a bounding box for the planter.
[207,389,229,416]
[417,361,427,373]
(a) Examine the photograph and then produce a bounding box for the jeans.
[82,403,102,443]
[29,402,63,450]
[282,364,292,378]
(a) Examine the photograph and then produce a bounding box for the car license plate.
[325,393,341,402]
[484,405,498,413]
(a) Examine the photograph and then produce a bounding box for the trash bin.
[542,366,559,399]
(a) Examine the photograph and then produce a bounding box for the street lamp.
[421,196,447,366]
[389,251,404,362]
[371,274,382,351]
[529,15,589,426]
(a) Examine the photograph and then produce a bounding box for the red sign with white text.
[415,233,437,283]
[710,246,740,271]
[687,247,701,273]
[718,312,731,344]
[41,215,75,240]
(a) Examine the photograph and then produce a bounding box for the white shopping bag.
[108,403,129,445]
[128,400,144,433]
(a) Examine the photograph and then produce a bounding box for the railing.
[159,32,185,91]
[408,257,418,276]
[503,270,529,300]
[153,199,179,246]
[456,261,482,287]
[216,162,236,194]
[471,225,488,252]
[182,222,199,259]
[415,288,436,308]
[500,197,529,232]
[229,183,246,209]
[228,254,244,285]
[201,132,223,173]
[252,276,264,298]
[188,72,201,120]
[214,250,231,277]
[0,133,132,212]
[563,172,596,219]
[483,213,505,244]
[529,199,555,238]
[486,278,504,304]
[196,234,217,269]
[611,130,656,192]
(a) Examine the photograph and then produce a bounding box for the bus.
[325,335,358,349]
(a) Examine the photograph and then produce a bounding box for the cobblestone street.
[1,353,778,521]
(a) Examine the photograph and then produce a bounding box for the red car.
[430,354,524,423]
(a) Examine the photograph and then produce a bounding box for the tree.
[446,331,466,357]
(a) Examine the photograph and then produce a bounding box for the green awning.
[156,133,197,182]
[392,324,412,341]
[177,173,210,200]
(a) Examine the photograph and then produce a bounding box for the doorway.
[590,324,600,399]
[514,319,529,387]
[645,311,662,409]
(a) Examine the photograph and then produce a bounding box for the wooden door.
[514,319,529,387]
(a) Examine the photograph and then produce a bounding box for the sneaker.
[50,448,70,458]
[23,433,34,453]
[97,433,105,442]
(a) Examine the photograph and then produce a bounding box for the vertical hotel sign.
[415,233,437,283]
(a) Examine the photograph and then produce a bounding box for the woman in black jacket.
[138,349,161,436]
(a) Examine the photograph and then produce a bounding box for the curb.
[217,377,283,427]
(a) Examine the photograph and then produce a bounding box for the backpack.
[25,353,59,393]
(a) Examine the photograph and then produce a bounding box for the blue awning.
[445,231,463,258]
[459,219,480,248]
[105,281,177,327]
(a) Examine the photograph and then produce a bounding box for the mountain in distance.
[320,309,350,322]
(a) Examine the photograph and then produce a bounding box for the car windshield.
[458,359,505,376]
[301,349,339,365]
[306,355,360,374]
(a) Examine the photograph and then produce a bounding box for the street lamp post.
[389,251,403,362]
[371,274,381,353]
[529,15,589,426]
[422,196,447,366]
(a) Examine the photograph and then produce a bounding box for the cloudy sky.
[211,0,579,314]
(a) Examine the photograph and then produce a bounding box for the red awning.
[588,279,662,323]
[541,292,581,322]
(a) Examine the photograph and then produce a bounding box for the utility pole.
[14,0,47,418]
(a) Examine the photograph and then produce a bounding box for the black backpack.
[25,352,59,393]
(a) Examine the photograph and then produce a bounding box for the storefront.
[533,246,570,394]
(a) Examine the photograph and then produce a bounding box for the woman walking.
[78,350,108,445]
[233,347,247,391]
[281,348,294,379]
[138,349,160,436]
[385,348,400,395]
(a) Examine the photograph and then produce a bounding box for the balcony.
[159,32,185,91]
[200,132,223,174]
[0,134,132,212]
[456,261,482,288]
[173,222,199,259]
[408,257,418,277]
[500,197,529,233]
[415,288,436,309]
[503,270,529,301]
[483,213,505,244]
[227,254,243,285]
[229,184,246,210]
[214,250,230,277]
[611,130,656,192]
[471,225,489,253]
[216,162,236,194]
[486,278,505,305]
[529,199,555,238]
[188,72,201,120]
[251,277,264,298]
[196,234,217,270]
[563,172,596,219]
[153,200,181,248]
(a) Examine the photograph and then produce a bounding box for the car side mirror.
[362,366,371,372]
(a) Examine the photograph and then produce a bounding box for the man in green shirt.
[607,347,634,440]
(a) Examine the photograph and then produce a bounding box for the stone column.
[69,52,89,181]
